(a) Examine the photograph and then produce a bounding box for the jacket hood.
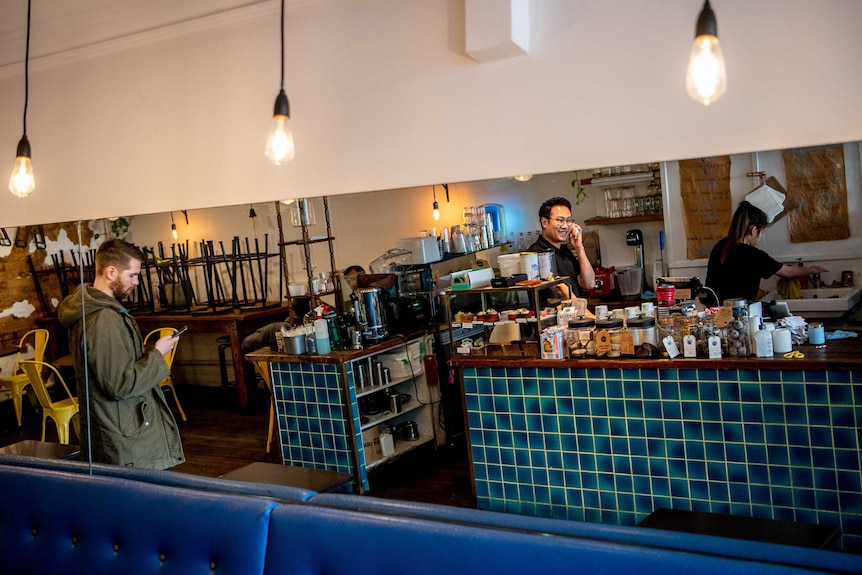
[58,284,125,328]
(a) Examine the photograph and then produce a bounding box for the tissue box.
[395,236,441,264]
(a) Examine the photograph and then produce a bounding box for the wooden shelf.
[279,236,334,247]
[584,214,664,226]
[588,171,656,187]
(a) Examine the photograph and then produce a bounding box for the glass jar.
[722,298,750,357]
[627,316,658,358]
[594,318,624,358]
[657,316,681,357]
[566,317,596,357]
[696,316,721,357]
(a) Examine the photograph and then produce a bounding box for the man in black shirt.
[527,197,595,300]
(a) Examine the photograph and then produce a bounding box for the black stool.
[216,335,234,388]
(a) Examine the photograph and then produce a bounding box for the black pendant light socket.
[15,135,32,159]
[274,89,290,119]
[695,0,718,38]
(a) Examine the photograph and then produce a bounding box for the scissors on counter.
[783,350,805,359]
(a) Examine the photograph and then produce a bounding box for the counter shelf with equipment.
[443,278,569,356]
[351,339,437,471]
[246,332,437,493]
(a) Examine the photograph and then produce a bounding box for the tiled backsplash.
[462,366,862,552]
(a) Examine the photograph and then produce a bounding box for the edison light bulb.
[433,201,440,221]
[9,156,35,197]
[686,35,727,105]
[9,136,35,198]
[171,223,178,240]
[265,115,295,165]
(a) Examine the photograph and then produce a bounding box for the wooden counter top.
[449,331,861,370]
[246,329,430,365]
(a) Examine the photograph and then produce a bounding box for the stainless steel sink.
[762,286,862,317]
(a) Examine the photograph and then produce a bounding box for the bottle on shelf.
[314,308,331,354]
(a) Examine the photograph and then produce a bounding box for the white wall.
[2,0,862,228]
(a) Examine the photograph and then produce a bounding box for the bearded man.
[59,239,184,469]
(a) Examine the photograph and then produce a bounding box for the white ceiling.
[0,0,267,68]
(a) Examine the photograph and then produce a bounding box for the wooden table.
[220,461,352,493]
[639,508,842,550]
[0,439,81,460]
[0,345,20,358]
[133,305,291,410]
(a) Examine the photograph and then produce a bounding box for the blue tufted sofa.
[1,455,860,575]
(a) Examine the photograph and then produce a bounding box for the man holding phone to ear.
[59,239,185,469]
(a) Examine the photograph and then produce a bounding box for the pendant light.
[170,212,178,240]
[432,185,440,221]
[685,0,727,106]
[8,0,35,198]
[265,0,295,165]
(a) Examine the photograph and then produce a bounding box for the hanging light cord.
[279,0,285,91]
[22,0,31,138]
[75,220,94,475]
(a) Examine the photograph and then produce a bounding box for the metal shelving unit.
[443,278,568,355]
[276,197,342,322]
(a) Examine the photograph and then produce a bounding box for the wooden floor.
[0,383,475,508]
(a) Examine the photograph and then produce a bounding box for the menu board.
[678,156,732,259]
[782,145,850,242]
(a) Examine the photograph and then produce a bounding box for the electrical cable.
[75,220,94,475]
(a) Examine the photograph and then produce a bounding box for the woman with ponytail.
[704,201,826,305]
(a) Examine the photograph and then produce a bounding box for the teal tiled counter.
[456,356,862,552]
[249,332,436,493]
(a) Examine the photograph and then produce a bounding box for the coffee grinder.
[626,229,649,292]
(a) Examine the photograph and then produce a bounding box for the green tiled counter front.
[271,361,371,491]
[460,365,862,552]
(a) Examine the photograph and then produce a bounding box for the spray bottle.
[313,306,331,354]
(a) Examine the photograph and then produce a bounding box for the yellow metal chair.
[144,327,187,422]
[0,329,49,426]
[253,360,276,454]
[19,360,80,445]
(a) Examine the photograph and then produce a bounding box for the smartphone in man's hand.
[173,326,189,338]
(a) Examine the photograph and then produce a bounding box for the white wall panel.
[1,0,861,228]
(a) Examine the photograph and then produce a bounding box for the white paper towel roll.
[772,328,792,354]
[466,267,494,289]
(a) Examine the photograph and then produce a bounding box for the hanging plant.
[94,217,130,240]
[570,171,589,205]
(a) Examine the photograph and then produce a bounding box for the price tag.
[712,307,733,328]
[462,322,473,329]
[527,317,537,323]
[708,335,723,359]
[683,334,697,357]
[662,335,680,358]
[516,318,527,324]
[452,322,462,328]
[620,330,635,356]
[595,329,611,355]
